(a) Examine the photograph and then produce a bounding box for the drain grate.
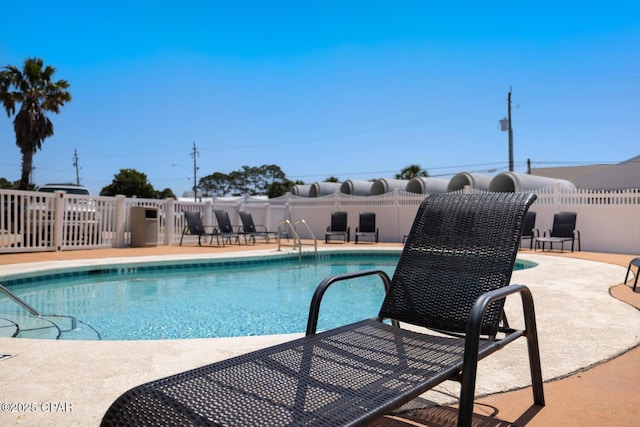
[1,353,16,362]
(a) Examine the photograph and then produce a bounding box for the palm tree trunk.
[20,149,33,190]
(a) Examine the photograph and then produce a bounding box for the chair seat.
[535,236,572,252]
[101,319,499,427]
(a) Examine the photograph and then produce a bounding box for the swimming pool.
[0,252,535,341]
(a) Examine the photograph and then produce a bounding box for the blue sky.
[1,1,638,196]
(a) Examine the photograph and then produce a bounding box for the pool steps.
[0,283,100,339]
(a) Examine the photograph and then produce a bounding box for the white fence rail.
[1,186,639,254]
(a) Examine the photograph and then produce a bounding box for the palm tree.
[395,164,428,180]
[0,57,72,189]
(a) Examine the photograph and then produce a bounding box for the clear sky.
[1,1,638,196]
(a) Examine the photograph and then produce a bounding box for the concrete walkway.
[0,245,639,426]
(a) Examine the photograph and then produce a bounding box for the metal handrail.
[1,283,78,331]
[277,219,317,261]
[0,283,41,316]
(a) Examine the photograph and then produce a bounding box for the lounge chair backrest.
[238,211,256,233]
[214,210,234,233]
[184,211,205,235]
[330,211,347,232]
[379,192,536,337]
[522,211,537,237]
[551,212,577,238]
[359,212,376,232]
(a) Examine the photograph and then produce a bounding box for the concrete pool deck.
[1,243,639,426]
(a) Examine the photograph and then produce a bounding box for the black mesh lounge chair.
[520,211,538,250]
[238,211,275,244]
[536,211,581,252]
[355,212,378,243]
[101,193,544,427]
[325,211,349,243]
[213,210,240,246]
[179,211,217,246]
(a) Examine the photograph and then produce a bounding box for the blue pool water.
[0,253,535,341]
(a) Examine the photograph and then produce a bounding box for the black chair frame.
[325,211,350,243]
[355,212,379,244]
[102,193,545,427]
[179,211,218,246]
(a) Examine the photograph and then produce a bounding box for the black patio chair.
[537,211,581,252]
[238,211,276,244]
[325,211,349,243]
[213,210,240,246]
[355,211,379,243]
[179,211,217,246]
[101,192,544,427]
[520,211,539,250]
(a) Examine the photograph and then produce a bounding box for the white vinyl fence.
[1,186,639,255]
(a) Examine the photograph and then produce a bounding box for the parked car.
[26,184,101,245]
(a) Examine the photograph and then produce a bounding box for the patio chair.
[325,211,349,243]
[179,211,217,246]
[355,211,378,243]
[238,211,276,244]
[520,211,539,250]
[214,210,240,246]
[536,211,581,252]
[624,257,640,291]
[101,192,544,427]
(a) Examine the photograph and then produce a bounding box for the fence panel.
[1,186,639,254]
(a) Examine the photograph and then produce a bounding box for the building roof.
[530,155,640,190]
[575,155,640,190]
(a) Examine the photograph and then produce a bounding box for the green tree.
[198,164,292,197]
[0,57,72,190]
[0,177,26,189]
[260,164,288,197]
[324,176,340,182]
[100,169,157,198]
[395,164,428,180]
[198,172,231,197]
[157,188,176,199]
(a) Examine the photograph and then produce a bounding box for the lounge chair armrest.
[460,283,544,413]
[463,284,538,367]
[466,284,535,339]
[306,269,391,336]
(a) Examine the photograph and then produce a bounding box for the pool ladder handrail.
[0,283,41,317]
[0,282,77,330]
[277,219,317,261]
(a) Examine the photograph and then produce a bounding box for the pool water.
[1,255,399,340]
[1,254,535,341]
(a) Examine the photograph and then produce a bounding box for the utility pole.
[190,142,199,202]
[72,148,81,185]
[507,87,514,172]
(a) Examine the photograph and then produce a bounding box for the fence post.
[115,195,127,248]
[394,188,401,242]
[53,191,65,251]
[204,201,213,227]
[552,183,560,212]
[165,198,175,245]
[264,202,271,232]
